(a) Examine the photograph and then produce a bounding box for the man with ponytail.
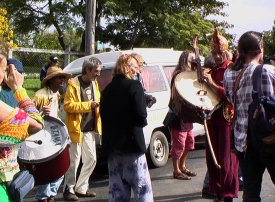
[224,31,275,201]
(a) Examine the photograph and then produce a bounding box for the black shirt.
[78,76,95,132]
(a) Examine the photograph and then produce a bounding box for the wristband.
[13,87,29,102]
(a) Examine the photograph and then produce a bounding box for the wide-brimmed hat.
[41,66,72,86]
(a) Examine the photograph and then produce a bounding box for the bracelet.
[13,88,29,102]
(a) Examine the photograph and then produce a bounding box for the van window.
[163,66,176,86]
[141,65,167,93]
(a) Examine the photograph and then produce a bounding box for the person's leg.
[108,153,131,202]
[124,153,154,202]
[238,166,244,190]
[35,184,51,200]
[179,150,188,170]
[170,127,190,180]
[203,170,209,188]
[170,127,184,176]
[172,158,181,174]
[240,147,265,202]
[75,131,97,194]
[63,142,81,194]
[180,130,197,177]
[49,176,64,197]
[202,170,217,199]
[263,151,275,185]
[216,123,239,199]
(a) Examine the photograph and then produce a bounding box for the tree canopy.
[2,0,240,55]
[0,7,16,54]
[263,21,275,57]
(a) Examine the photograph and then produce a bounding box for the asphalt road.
[24,147,274,202]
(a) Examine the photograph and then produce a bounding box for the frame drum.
[173,71,221,123]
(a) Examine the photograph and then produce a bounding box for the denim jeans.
[35,176,64,200]
[240,147,275,202]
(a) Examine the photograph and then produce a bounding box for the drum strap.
[205,102,223,120]
[232,66,248,123]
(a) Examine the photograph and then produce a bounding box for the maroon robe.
[205,60,239,198]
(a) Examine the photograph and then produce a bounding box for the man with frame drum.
[32,66,71,202]
[62,59,102,201]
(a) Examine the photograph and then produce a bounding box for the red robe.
[205,60,239,198]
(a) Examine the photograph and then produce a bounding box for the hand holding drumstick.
[203,68,219,94]
[41,98,54,116]
[42,105,52,116]
[91,101,99,109]
[203,68,213,85]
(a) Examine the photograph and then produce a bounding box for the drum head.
[175,71,221,111]
[18,116,69,163]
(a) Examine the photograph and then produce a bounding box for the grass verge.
[23,78,41,97]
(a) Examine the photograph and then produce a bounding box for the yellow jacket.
[31,87,61,117]
[64,76,102,143]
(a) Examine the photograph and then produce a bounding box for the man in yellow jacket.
[63,59,102,201]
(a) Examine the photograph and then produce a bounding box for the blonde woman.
[100,54,153,202]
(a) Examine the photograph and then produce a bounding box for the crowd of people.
[0,28,274,202]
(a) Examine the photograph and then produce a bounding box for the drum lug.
[197,89,207,96]
[32,164,36,171]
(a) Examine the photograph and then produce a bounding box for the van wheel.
[147,130,169,168]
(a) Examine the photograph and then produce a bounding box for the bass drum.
[18,116,70,185]
[172,71,221,124]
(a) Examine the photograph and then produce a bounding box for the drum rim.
[174,71,221,110]
[18,116,70,163]
[19,142,70,163]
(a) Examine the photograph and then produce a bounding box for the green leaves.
[2,0,238,55]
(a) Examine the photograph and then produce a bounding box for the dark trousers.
[240,146,275,202]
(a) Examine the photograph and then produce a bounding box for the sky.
[213,0,275,43]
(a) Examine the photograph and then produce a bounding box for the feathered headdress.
[211,28,229,53]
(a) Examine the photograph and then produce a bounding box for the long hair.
[113,54,136,79]
[172,50,193,79]
[231,31,263,71]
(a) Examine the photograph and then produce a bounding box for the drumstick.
[203,114,221,170]
[39,98,54,115]
[25,139,43,145]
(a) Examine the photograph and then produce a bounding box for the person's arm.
[204,67,227,101]
[0,100,15,120]
[5,65,43,134]
[63,82,98,113]
[131,81,147,127]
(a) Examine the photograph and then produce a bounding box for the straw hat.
[41,66,72,86]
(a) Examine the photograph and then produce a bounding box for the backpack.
[248,64,275,152]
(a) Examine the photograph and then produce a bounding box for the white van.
[63,48,205,168]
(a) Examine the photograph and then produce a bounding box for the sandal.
[173,172,191,180]
[181,168,197,177]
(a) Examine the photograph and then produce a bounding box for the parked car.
[63,48,205,168]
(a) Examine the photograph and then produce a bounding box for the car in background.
[63,48,206,168]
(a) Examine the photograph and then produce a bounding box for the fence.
[9,47,85,76]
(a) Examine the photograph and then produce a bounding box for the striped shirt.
[224,62,275,152]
